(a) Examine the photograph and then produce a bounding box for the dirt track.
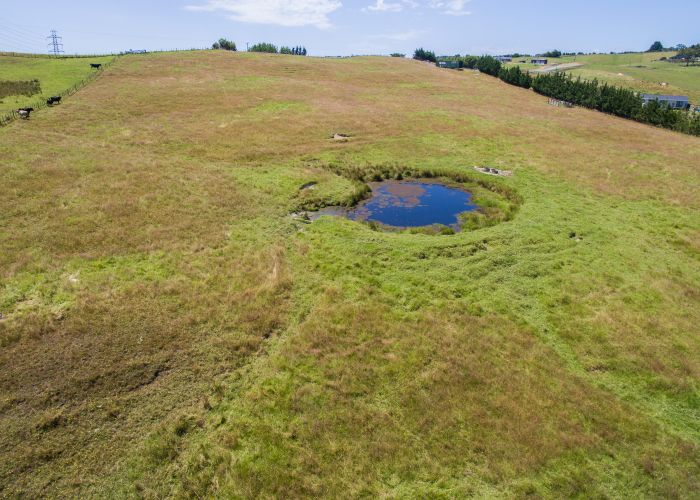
[533,62,584,73]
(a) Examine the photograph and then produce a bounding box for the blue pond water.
[310,180,479,229]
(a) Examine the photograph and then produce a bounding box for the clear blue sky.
[1,0,698,56]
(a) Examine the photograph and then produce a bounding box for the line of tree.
[678,44,700,57]
[212,38,236,51]
[248,43,307,55]
[437,54,699,136]
[413,48,436,63]
[390,53,405,58]
[528,71,700,135]
[539,49,562,58]
[249,43,278,53]
[498,65,533,88]
[458,55,502,76]
[648,41,691,53]
[280,46,307,55]
[672,43,700,64]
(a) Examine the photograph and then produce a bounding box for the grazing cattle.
[90,63,102,69]
[17,108,32,119]
[47,96,62,106]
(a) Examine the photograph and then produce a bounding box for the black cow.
[47,96,62,106]
[17,107,34,119]
[90,63,102,69]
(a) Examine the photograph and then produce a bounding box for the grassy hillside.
[0,54,115,113]
[509,51,700,103]
[1,51,699,498]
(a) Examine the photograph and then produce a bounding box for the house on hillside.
[495,56,512,63]
[437,61,461,69]
[641,94,690,110]
[531,58,548,65]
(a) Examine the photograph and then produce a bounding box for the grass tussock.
[0,79,40,99]
[296,161,522,232]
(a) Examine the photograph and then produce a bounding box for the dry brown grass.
[0,51,698,497]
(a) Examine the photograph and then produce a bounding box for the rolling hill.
[1,51,699,498]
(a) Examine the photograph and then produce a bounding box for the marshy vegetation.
[298,162,521,234]
[0,79,40,99]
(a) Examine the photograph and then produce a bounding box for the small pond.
[308,180,479,231]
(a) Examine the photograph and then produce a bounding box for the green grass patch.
[1,50,698,499]
[0,54,115,112]
[508,51,700,103]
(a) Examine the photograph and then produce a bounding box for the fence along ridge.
[0,52,120,59]
[1,47,208,60]
[0,47,245,127]
[0,56,119,127]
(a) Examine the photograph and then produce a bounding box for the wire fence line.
[0,56,120,127]
[1,47,209,59]
[0,51,120,59]
[548,98,573,108]
[0,48,211,127]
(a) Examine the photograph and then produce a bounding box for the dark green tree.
[461,56,479,69]
[413,48,437,63]
[541,49,562,58]
[212,38,237,51]
[475,56,502,76]
[498,66,532,89]
[647,41,664,52]
[249,42,278,53]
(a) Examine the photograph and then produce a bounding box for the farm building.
[531,58,548,65]
[437,61,461,69]
[641,94,690,110]
[495,56,512,62]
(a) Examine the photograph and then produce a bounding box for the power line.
[0,39,35,52]
[0,15,46,32]
[0,31,38,52]
[0,31,36,46]
[0,16,179,40]
[47,30,64,56]
[0,17,43,52]
[1,24,42,43]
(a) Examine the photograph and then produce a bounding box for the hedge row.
[442,55,700,137]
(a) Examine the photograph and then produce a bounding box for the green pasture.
[0,54,115,113]
[0,51,698,498]
[508,51,700,103]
